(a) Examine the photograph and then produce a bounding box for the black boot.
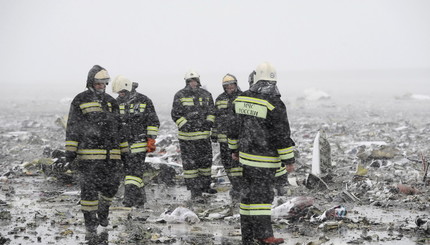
[98,198,111,227]
[123,185,137,207]
[135,187,146,208]
[83,211,98,233]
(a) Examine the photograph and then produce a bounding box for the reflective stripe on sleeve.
[65,141,78,152]
[77,149,107,160]
[130,142,147,153]
[147,126,159,136]
[216,100,228,109]
[227,167,243,177]
[109,149,121,159]
[217,134,227,143]
[199,167,212,177]
[278,146,294,160]
[206,115,215,122]
[228,138,239,150]
[120,142,129,153]
[275,166,287,177]
[175,117,187,128]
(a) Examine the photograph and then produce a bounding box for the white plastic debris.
[159,207,200,224]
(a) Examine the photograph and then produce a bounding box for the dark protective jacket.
[171,85,215,140]
[117,91,160,153]
[228,90,295,168]
[65,90,127,161]
[65,65,127,162]
[213,89,242,143]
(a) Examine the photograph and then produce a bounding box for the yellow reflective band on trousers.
[227,167,243,177]
[217,134,227,143]
[178,131,210,140]
[216,100,228,109]
[239,152,281,169]
[206,115,215,122]
[183,169,199,179]
[278,146,294,160]
[199,167,212,177]
[147,126,159,136]
[275,166,287,177]
[239,203,272,216]
[120,142,129,153]
[228,138,239,150]
[100,195,114,202]
[234,96,275,111]
[180,97,194,106]
[130,142,148,153]
[80,102,103,114]
[65,141,78,152]
[125,175,144,188]
[109,149,121,159]
[175,117,187,128]
[81,200,99,211]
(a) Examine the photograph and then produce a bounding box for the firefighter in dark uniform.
[171,71,217,201]
[228,62,295,245]
[65,65,128,233]
[112,75,160,208]
[213,74,243,202]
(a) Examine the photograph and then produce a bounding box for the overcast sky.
[1,0,429,105]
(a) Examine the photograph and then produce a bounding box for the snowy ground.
[1,92,430,245]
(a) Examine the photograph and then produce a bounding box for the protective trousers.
[219,142,242,200]
[240,165,276,244]
[123,152,147,207]
[179,138,213,197]
[79,159,122,230]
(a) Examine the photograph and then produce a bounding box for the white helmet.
[184,70,200,81]
[112,75,133,93]
[254,62,277,83]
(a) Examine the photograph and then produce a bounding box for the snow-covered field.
[1,88,430,244]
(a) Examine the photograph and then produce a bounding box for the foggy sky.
[1,0,429,106]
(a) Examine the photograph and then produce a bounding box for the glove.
[147,138,156,153]
[52,161,71,173]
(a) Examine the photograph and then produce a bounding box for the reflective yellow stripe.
[206,115,215,122]
[120,142,129,153]
[275,166,287,177]
[81,200,99,211]
[180,97,194,106]
[184,169,199,179]
[178,131,210,140]
[125,175,144,187]
[199,167,212,176]
[139,103,147,112]
[109,149,121,159]
[227,167,243,177]
[239,203,272,216]
[119,104,126,114]
[77,149,107,160]
[80,102,103,114]
[278,146,294,160]
[234,96,275,110]
[130,142,147,153]
[216,100,228,109]
[217,134,227,143]
[147,126,159,136]
[239,152,281,168]
[235,101,268,119]
[228,138,239,149]
[107,102,112,112]
[65,141,78,152]
[100,195,114,202]
[176,117,187,128]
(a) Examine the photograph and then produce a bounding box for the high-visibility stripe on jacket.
[239,203,272,216]
[171,85,215,141]
[116,91,160,152]
[227,91,295,165]
[214,90,242,141]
